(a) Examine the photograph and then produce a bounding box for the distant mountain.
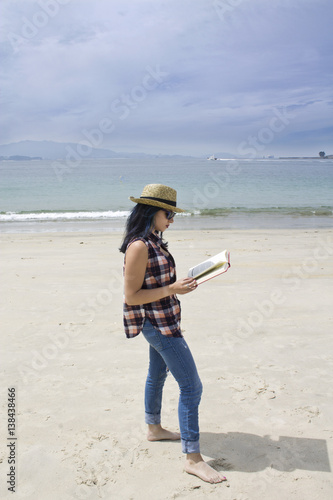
[0,140,197,160]
[0,140,123,160]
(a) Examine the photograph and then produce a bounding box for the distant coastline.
[279,155,333,160]
[0,155,42,161]
[0,140,332,161]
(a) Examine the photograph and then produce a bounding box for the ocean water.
[0,157,332,232]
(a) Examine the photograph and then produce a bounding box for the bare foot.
[185,453,227,484]
[147,424,181,441]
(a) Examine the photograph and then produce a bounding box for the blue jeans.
[141,319,203,454]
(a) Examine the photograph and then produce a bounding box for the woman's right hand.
[169,277,198,295]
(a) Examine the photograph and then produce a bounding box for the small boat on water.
[207,155,217,160]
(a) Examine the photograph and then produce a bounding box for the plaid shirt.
[123,231,182,338]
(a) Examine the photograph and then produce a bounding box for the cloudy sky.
[1,0,332,156]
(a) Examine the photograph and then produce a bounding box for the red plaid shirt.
[123,231,182,338]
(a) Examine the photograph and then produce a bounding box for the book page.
[193,260,228,281]
[188,259,215,278]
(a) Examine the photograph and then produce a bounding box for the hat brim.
[129,196,186,213]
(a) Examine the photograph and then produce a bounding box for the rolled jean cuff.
[181,438,200,454]
[145,412,161,425]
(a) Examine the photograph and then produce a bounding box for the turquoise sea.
[0,157,332,232]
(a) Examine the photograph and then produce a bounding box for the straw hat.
[129,184,185,212]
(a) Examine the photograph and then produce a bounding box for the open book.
[188,249,230,285]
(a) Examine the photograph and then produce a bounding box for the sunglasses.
[164,210,176,220]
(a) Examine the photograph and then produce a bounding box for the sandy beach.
[1,228,333,499]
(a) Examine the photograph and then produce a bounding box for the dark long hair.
[119,204,168,253]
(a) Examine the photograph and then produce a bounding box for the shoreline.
[1,226,332,237]
[1,212,333,234]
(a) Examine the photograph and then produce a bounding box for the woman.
[120,184,226,484]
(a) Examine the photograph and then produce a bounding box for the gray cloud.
[1,0,332,156]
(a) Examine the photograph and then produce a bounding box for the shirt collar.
[148,231,163,247]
